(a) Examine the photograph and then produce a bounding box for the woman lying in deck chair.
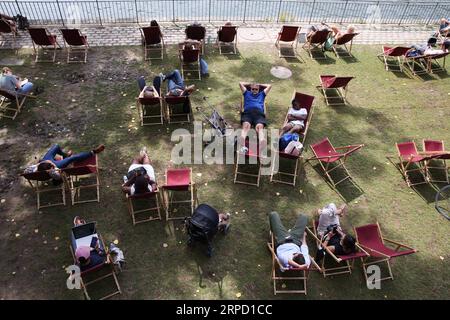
[280,99,308,136]
[122,147,157,195]
[269,211,311,270]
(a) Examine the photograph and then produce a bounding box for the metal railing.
[0,0,449,26]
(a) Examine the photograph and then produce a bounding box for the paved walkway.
[0,22,437,49]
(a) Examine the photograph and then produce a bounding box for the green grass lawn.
[0,43,449,300]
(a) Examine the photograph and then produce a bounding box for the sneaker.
[159,73,166,81]
[239,146,249,154]
[184,84,196,94]
[93,144,105,154]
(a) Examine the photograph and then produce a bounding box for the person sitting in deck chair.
[75,238,105,272]
[439,18,450,36]
[330,25,356,41]
[239,82,272,154]
[305,23,330,42]
[122,147,157,195]
[316,203,347,237]
[0,67,34,95]
[280,99,308,136]
[179,39,209,76]
[23,144,105,181]
[269,211,311,270]
[159,69,196,97]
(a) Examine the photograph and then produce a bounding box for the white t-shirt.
[127,164,156,195]
[276,242,311,270]
[287,107,308,127]
[317,203,340,236]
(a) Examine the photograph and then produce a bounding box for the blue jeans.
[200,57,208,75]
[137,76,146,91]
[17,82,34,95]
[165,69,185,93]
[42,144,93,169]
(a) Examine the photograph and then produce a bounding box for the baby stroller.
[185,203,230,257]
[196,96,231,143]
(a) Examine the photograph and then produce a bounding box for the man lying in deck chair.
[439,18,450,38]
[269,211,311,270]
[122,147,157,196]
[239,82,272,155]
[0,67,34,96]
[280,99,308,136]
[160,69,196,97]
[23,144,105,182]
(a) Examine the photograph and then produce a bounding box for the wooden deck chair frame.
[60,29,89,64]
[162,168,197,220]
[140,26,164,61]
[137,87,164,126]
[302,30,331,60]
[267,232,321,295]
[354,222,417,283]
[179,48,201,81]
[316,75,354,106]
[126,189,162,225]
[0,89,29,120]
[306,224,368,277]
[422,139,450,184]
[386,142,428,187]
[62,155,100,205]
[377,46,410,72]
[69,226,121,300]
[0,19,17,52]
[28,28,61,63]
[164,95,193,124]
[216,26,238,55]
[307,139,364,190]
[21,171,66,210]
[426,52,448,74]
[404,55,429,77]
[332,33,359,58]
[275,26,304,60]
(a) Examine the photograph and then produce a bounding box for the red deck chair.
[140,26,164,61]
[270,91,315,186]
[62,155,100,205]
[60,28,89,63]
[164,95,192,124]
[185,25,206,54]
[0,19,16,50]
[317,75,354,106]
[307,220,369,277]
[389,141,428,187]
[404,53,429,77]
[162,168,197,220]
[137,86,164,125]
[275,25,302,59]
[426,51,449,74]
[267,231,321,295]
[422,139,450,184]
[28,28,61,62]
[69,222,121,300]
[179,48,201,81]
[308,137,364,192]
[302,29,331,59]
[21,170,66,210]
[354,222,417,283]
[234,139,262,187]
[377,46,410,72]
[216,25,237,55]
[0,88,28,120]
[332,33,359,58]
[126,187,162,225]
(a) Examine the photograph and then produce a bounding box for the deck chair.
[354,222,417,283]
[162,168,197,220]
[422,139,450,184]
[332,33,359,58]
[270,91,315,186]
[69,222,121,300]
[216,25,237,55]
[140,26,164,61]
[164,95,192,124]
[267,232,321,295]
[179,48,201,80]
[0,19,16,50]
[302,29,331,59]
[389,141,428,187]
[60,28,89,63]
[426,51,449,74]
[378,46,410,72]
[62,155,100,205]
[185,25,206,54]
[21,170,66,210]
[317,75,354,106]
[234,140,262,187]
[404,54,429,77]
[275,25,301,59]
[307,220,369,277]
[28,28,61,62]
[126,187,162,225]
[137,86,164,125]
[308,137,364,191]
[0,88,28,120]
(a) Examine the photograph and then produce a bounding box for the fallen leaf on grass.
[163,243,168,248]
[235,292,242,298]
[113,239,119,245]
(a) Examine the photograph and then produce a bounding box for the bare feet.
[183,84,196,95]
